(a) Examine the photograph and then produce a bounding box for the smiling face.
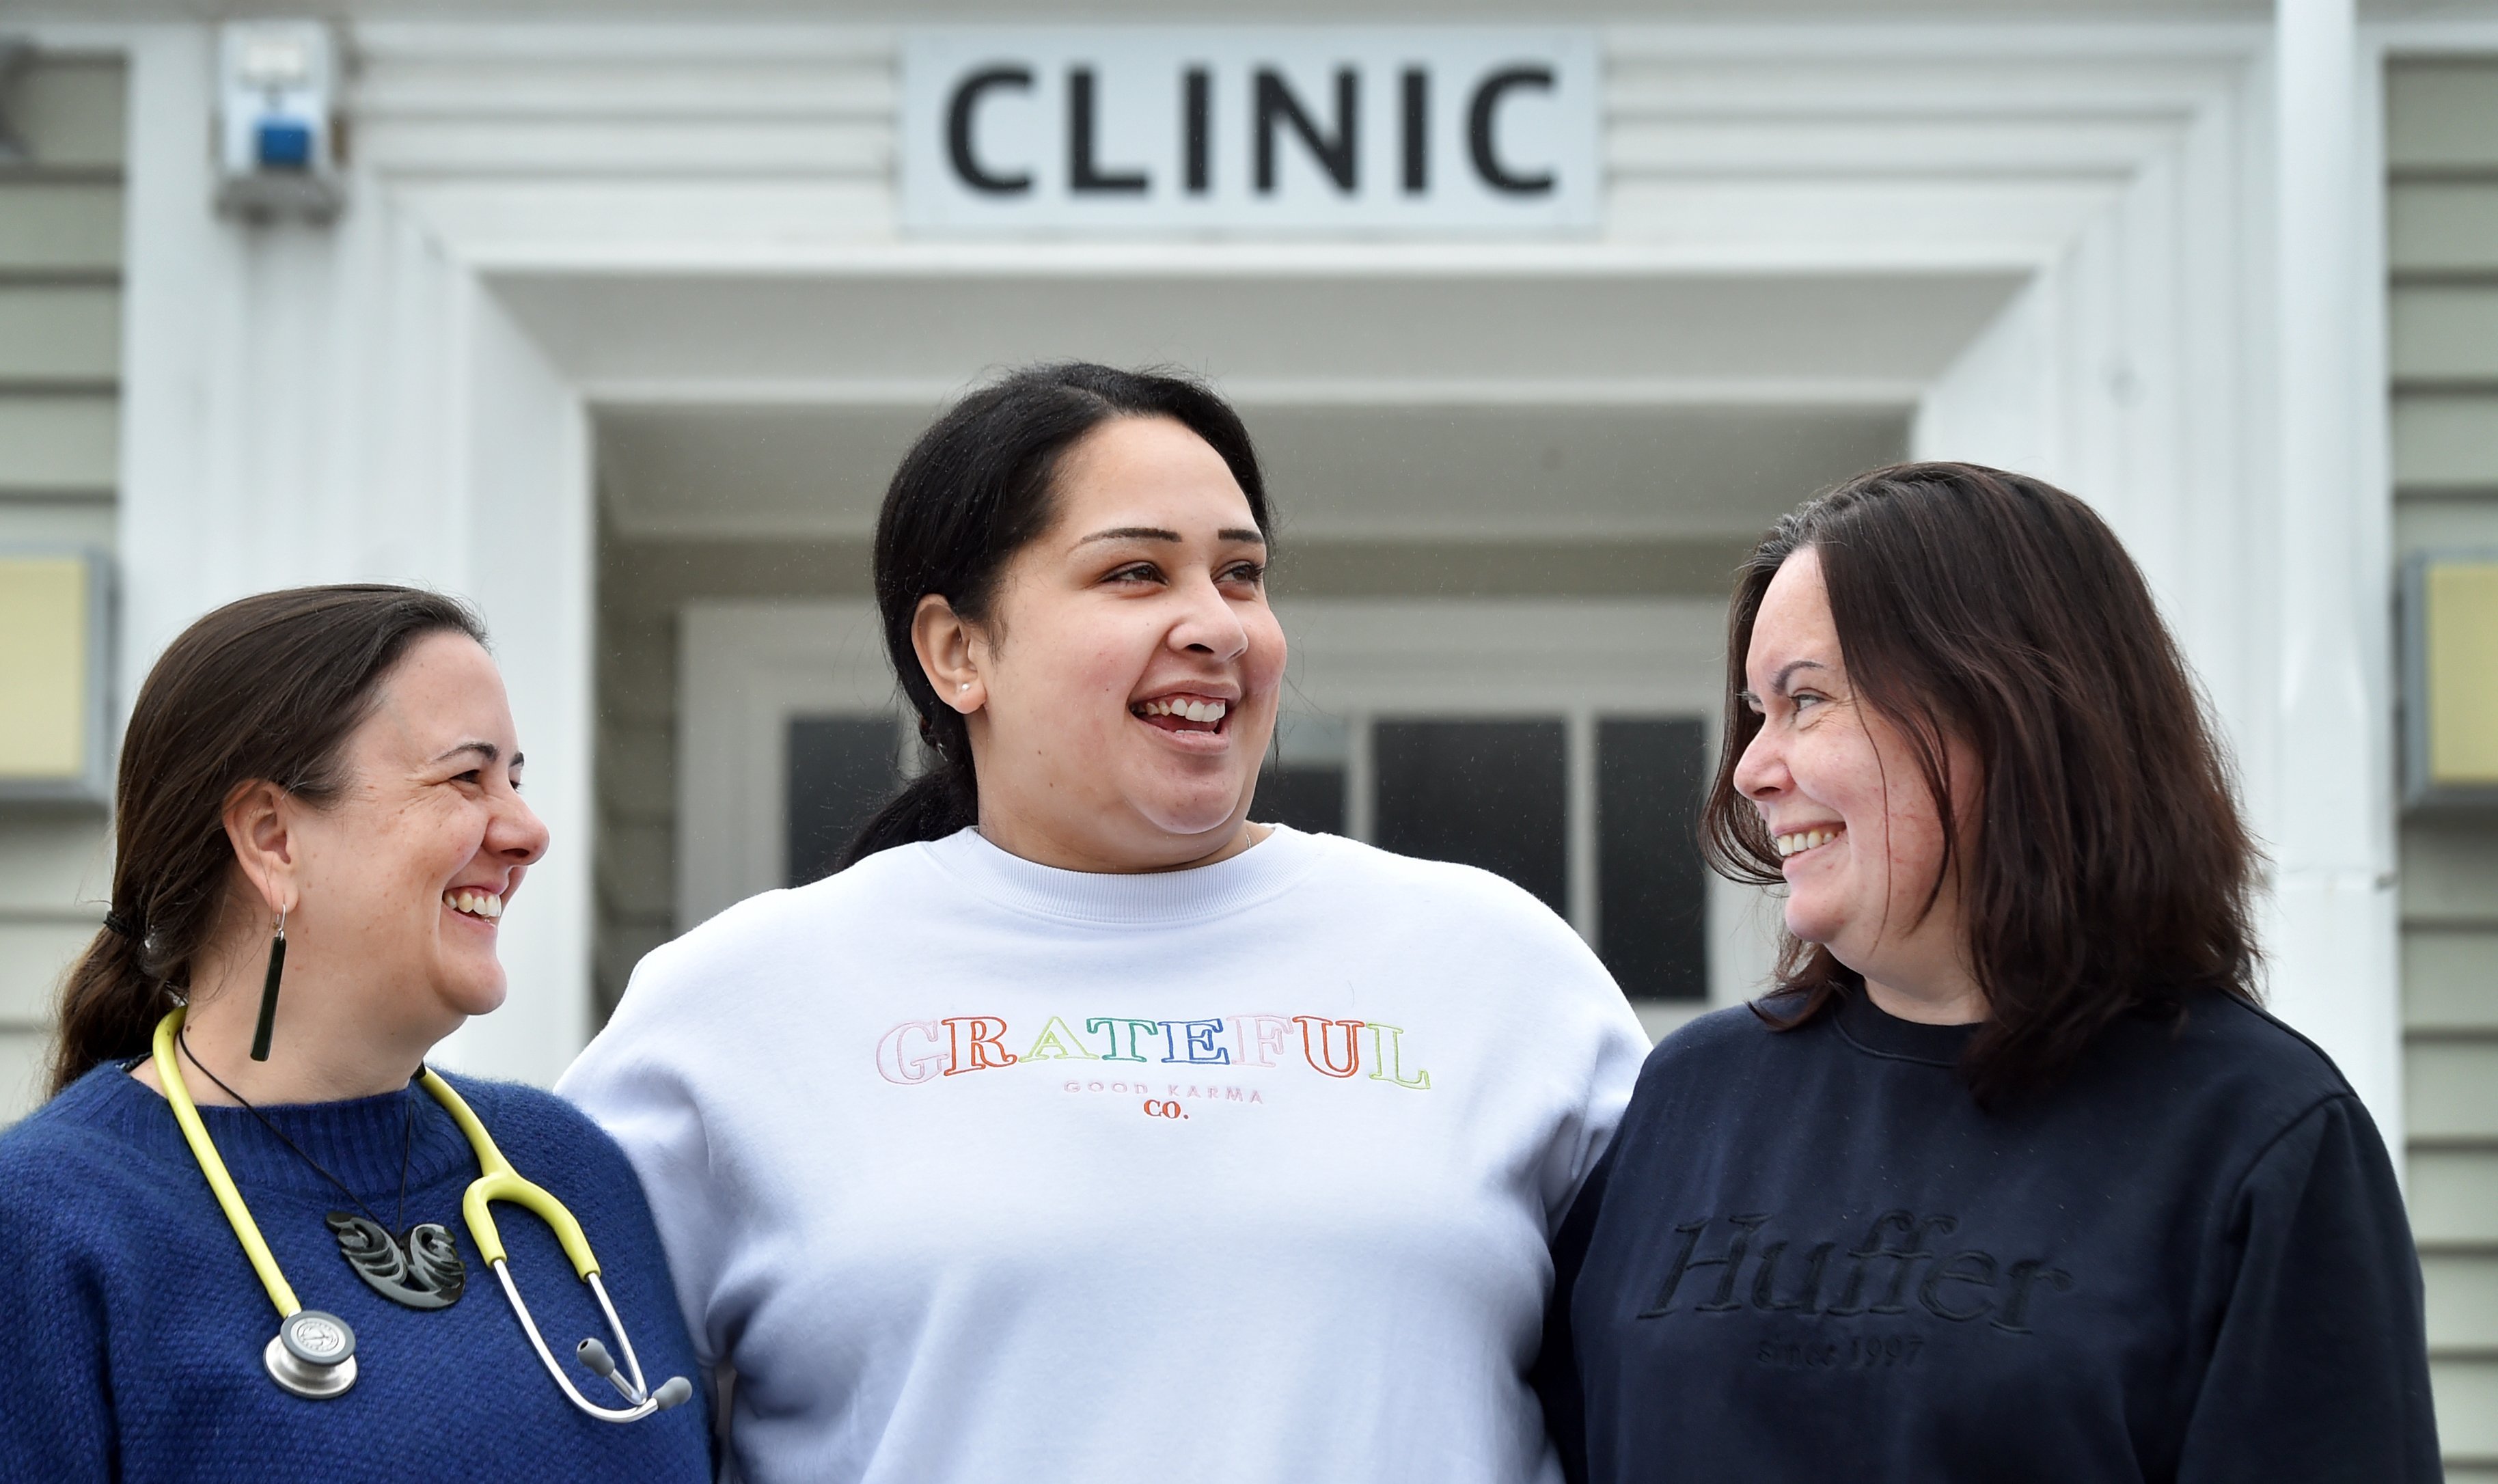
[1733,547,1980,1015]
[933,415,1285,872]
[273,631,549,1039]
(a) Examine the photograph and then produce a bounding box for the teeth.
[443,889,503,920]
[1135,698,1228,724]
[1774,829,1837,859]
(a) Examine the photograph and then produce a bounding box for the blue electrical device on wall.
[215,20,344,221]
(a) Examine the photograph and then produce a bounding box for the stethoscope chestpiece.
[265,1309,359,1399]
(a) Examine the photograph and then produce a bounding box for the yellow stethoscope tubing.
[150,1007,671,1421]
[415,1067,599,1279]
[150,1007,302,1318]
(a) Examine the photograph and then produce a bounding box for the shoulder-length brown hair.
[1701,462,2261,1104]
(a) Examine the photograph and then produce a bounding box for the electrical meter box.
[215,20,344,221]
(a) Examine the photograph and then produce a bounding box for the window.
[1256,710,1710,1001]
[785,715,904,886]
[687,601,1740,1006]
[1374,719,1569,914]
[1597,718,1708,1000]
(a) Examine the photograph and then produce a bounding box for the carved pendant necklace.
[178,1030,467,1310]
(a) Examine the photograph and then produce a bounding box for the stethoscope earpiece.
[264,1309,357,1399]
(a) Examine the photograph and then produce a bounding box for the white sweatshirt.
[558,825,1649,1484]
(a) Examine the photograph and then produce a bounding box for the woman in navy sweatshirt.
[0,586,710,1482]
[1535,463,2441,1482]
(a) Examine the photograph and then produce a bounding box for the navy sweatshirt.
[1536,990,2440,1483]
[0,1062,713,1482]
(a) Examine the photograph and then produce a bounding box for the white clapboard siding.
[0,394,118,494]
[346,27,2238,269]
[2393,184,2498,273]
[0,184,122,275]
[2389,55,2498,1476]
[351,118,888,178]
[1606,117,2183,176]
[2400,500,2498,553]
[0,286,118,383]
[2396,395,2498,489]
[2393,286,2498,380]
[1604,54,2242,118]
[0,55,124,1128]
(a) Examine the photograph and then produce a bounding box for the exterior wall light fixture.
[2402,551,2498,810]
[214,19,344,222]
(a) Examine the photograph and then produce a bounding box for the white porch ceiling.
[500,267,2020,402]
[551,268,1954,541]
[596,400,1908,541]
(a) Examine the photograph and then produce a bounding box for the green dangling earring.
[249,906,287,1062]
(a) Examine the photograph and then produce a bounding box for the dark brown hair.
[841,362,1271,866]
[1700,462,2261,1104]
[48,584,486,1096]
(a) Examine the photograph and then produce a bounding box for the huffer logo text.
[1639,1210,2073,1334]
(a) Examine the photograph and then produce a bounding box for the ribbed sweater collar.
[922,824,1326,927]
[62,1061,480,1205]
[1832,987,1981,1067]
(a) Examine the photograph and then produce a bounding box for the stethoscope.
[151,1008,694,1419]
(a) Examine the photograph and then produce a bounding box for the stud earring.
[957,682,970,693]
[249,905,287,1062]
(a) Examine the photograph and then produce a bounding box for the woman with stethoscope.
[0,586,709,1481]
[561,363,1651,1483]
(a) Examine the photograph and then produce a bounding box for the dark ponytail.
[840,363,1271,867]
[49,584,486,1097]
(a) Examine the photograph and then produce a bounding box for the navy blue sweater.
[1536,990,2440,1483]
[0,1062,712,1482]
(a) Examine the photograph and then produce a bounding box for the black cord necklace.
[178,1028,467,1311]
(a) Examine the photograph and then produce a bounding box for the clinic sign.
[901,29,1601,235]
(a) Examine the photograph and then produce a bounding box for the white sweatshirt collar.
[922,823,1326,927]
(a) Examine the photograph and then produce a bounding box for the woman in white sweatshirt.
[558,362,1649,1484]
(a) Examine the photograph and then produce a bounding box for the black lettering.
[1068,68,1147,194]
[1467,65,1556,195]
[1400,67,1428,193]
[1751,1239,1834,1314]
[1639,1215,1768,1315]
[1917,1250,1999,1321]
[1824,1210,1914,1317]
[1254,67,1358,194]
[1696,1215,1768,1311]
[947,66,1034,195]
[1993,1259,2074,1334]
[1870,1215,1957,1315]
[1183,67,1211,194]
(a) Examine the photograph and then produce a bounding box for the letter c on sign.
[948,66,1034,195]
[1468,66,1556,195]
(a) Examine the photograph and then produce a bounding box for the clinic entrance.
[555,267,1993,1037]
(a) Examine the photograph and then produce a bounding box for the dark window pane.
[787,716,901,885]
[1599,717,1708,1000]
[1373,719,1567,913]
[1256,765,1345,836]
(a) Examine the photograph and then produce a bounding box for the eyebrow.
[431,741,502,767]
[1737,659,1830,706]
[1074,525,1268,547]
